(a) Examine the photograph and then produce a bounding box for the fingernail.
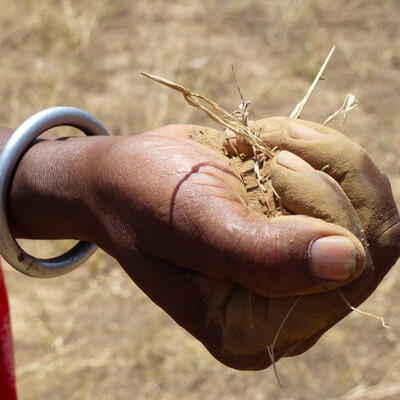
[290,122,324,139]
[276,150,314,172]
[309,236,357,280]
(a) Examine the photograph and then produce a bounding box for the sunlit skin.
[2,117,399,370]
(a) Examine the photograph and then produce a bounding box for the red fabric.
[0,263,17,400]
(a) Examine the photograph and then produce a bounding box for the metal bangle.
[0,106,109,278]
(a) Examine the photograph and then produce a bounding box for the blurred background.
[1,0,399,399]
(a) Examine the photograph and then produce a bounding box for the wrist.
[9,135,113,242]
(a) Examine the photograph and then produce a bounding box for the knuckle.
[378,207,400,251]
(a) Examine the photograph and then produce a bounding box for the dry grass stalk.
[266,295,303,388]
[290,45,336,119]
[142,70,277,208]
[141,72,275,158]
[230,66,268,193]
[324,93,358,125]
[338,291,391,329]
[17,335,91,377]
[142,46,337,204]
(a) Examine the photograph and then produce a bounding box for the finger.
[223,117,345,158]
[122,254,316,370]
[119,253,364,371]
[262,149,374,358]
[257,117,400,258]
[117,253,241,368]
[153,185,366,297]
[270,151,363,237]
[269,149,374,297]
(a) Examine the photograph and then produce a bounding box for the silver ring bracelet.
[0,106,109,278]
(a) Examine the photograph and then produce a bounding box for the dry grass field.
[1,0,400,399]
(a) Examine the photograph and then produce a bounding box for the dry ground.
[1,0,400,399]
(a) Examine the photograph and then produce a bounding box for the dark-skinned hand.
[7,119,400,370]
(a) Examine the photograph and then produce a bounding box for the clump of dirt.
[141,48,338,222]
[190,127,283,218]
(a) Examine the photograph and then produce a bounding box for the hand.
[7,121,399,370]
[77,122,395,371]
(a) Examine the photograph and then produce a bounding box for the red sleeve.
[0,263,18,400]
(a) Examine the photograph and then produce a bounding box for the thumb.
[165,195,366,297]
[214,209,365,297]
